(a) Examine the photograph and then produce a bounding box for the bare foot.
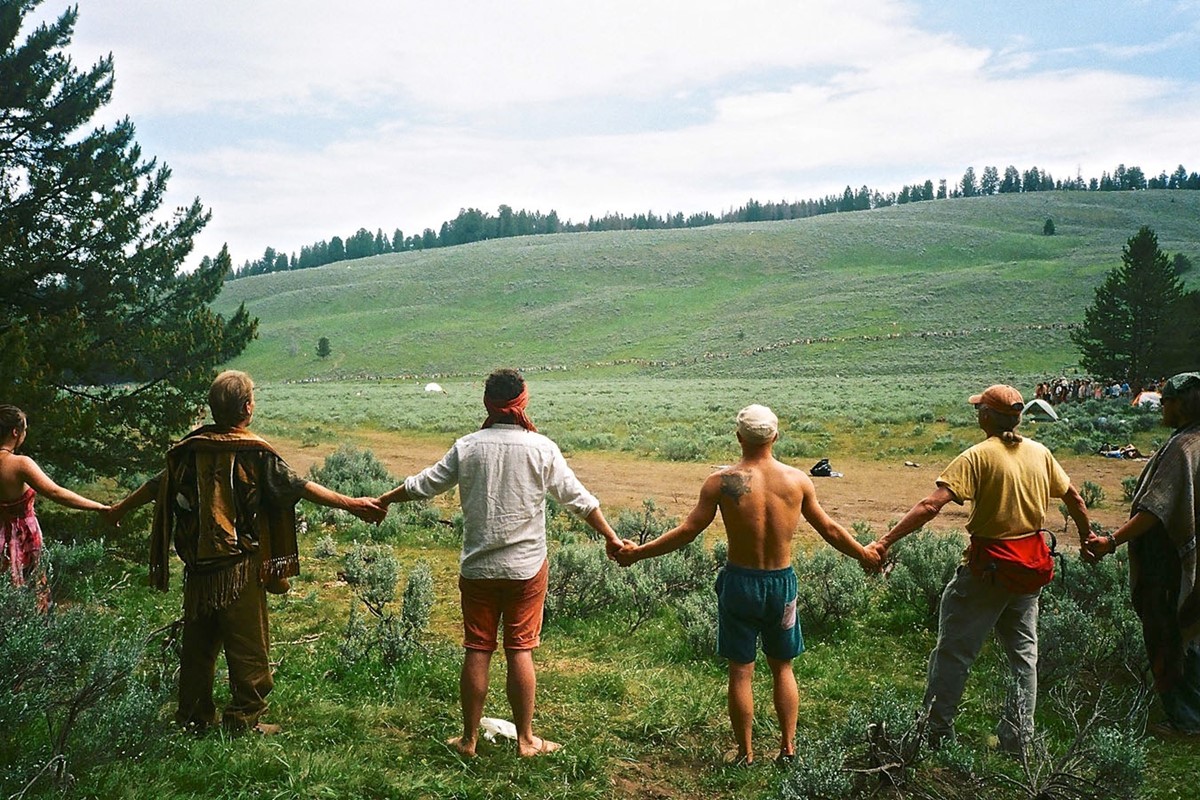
[518,736,562,757]
[446,736,477,757]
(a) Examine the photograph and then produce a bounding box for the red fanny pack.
[967,531,1055,594]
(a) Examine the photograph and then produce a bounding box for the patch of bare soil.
[275,431,1143,545]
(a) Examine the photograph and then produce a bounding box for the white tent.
[1132,391,1161,408]
[1022,398,1059,421]
[424,382,446,394]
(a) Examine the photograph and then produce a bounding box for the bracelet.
[1104,532,1117,552]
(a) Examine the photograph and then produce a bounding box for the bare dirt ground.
[275,430,1144,542]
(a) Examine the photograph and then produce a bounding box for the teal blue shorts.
[716,563,804,664]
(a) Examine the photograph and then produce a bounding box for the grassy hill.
[215,191,1200,384]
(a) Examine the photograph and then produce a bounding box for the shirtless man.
[615,404,878,765]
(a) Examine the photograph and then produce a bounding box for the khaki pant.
[924,564,1039,750]
[176,571,273,731]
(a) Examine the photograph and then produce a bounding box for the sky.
[27,0,1200,267]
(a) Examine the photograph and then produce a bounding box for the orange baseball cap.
[968,384,1024,416]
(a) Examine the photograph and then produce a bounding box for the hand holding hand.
[860,541,887,574]
[1081,532,1112,563]
[614,540,640,567]
[100,503,125,528]
[605,536,623,561]
[351,497,388,525]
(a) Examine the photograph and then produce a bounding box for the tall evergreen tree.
[0,1,256,476]
[1071,226,1199,389]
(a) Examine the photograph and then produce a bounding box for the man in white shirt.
[380,368,621,757]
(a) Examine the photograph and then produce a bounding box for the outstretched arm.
[17,456,109,512]
[1084,508,1155,561]
[105,478,159,526]
[581,506,624,557]
[801,484,871,565]
[616,475,719,566]
[873,484,956,556]
[302,481,386,524]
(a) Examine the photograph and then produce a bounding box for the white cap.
[736,404,778,443]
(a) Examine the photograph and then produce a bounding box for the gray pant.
[924,564,1039,749]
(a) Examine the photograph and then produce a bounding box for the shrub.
[1040,549,1144,682]
[1121,475,1138,503]
[313,533,338,559]
[547,499,719,633]
[41,538,107,603]
[338,546,434,667]
[675,589,718,658]
[342,541,399,613]
[308,444,395,498]
[0,583,167,795]
[882,529,966,629]
[793,548,872,635]
[1080,480,1106,509]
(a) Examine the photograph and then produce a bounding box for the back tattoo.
[720,471,752,501]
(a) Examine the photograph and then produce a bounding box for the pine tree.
[0,1,256,476]
[1071,226,1199,389]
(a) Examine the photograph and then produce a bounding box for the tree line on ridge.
[229,162,1200,280]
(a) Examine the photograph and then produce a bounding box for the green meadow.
[216,190,1200,387]
[9,191,1200,799]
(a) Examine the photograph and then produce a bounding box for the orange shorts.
[459,559,549,652]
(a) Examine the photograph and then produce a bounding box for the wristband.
[1104,532,1116,552]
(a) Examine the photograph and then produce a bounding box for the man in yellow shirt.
[867,385,1090,751]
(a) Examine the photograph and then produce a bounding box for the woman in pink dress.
[0,405,111,590]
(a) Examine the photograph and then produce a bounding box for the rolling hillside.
[214,191,1200,383]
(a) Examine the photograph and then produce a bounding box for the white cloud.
[29,0,1200,263]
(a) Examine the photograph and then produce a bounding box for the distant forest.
[229,162,1200,280]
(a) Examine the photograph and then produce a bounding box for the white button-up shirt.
[403,424,599,579]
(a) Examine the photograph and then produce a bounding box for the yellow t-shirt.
[936,436,1071,540]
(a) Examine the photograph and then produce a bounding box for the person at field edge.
[107,371,386,735]
[1084,372,1200,739]
[378,368,623,758]
[865,385,1090,752]
[615,404,881,766]
[0,405,112,605]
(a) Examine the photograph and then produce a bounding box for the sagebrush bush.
[1039,550,1144,683]
[308,444,395,497]
[1121,475,1138,502]
[338,546,435,667]
[547,499,718,633]
[1080,479,1106,509]
[41,538,106,603]
[793,547,872,635]
[674,588,718,658]
[0,583,167,796]
[882,529,966,629]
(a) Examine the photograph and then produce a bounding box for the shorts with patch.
[459,559,548,652]
[716,562,804,664]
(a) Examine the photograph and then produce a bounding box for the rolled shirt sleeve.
[403,447,461,499]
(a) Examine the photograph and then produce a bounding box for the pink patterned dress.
[0,488,43,585]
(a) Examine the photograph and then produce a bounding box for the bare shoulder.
[714,467,753,500]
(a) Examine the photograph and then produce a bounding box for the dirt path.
[275,431,1144,540]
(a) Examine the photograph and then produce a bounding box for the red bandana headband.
[482,386,537,432]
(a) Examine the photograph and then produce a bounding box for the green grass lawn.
[213,190,1200,384]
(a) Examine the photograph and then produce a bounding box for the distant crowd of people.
[1034,377,1131,404]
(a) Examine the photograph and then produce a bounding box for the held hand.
[100,503,126,528]
[604,537,623,561]
[860,541,887,574]
[614,540,640,568]
[1081,533,1111,563]
[350,497,388,525]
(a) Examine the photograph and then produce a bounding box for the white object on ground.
[480,717,518,742]
[424,382,446,394]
